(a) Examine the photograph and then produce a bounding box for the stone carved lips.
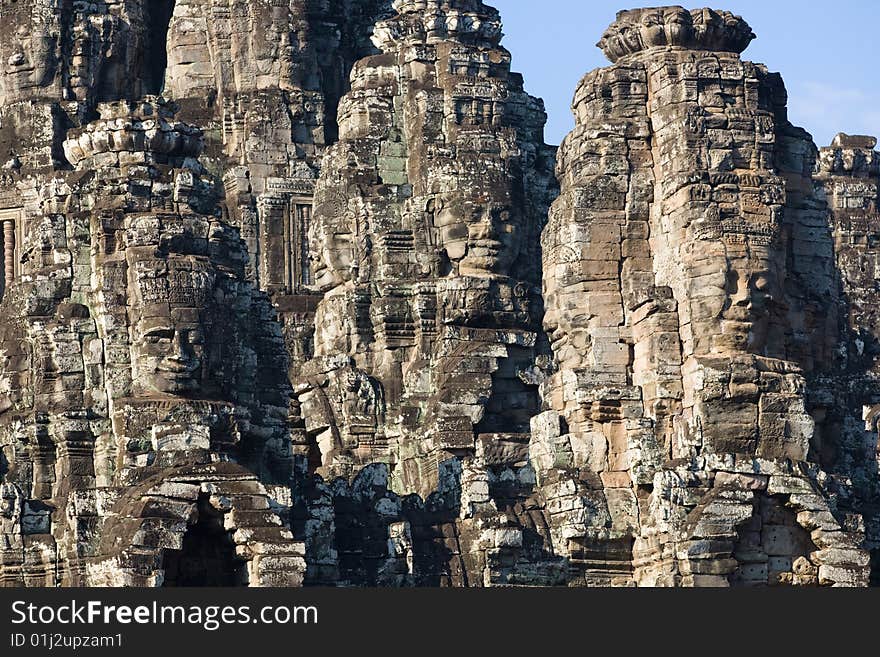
[597,6,756,63]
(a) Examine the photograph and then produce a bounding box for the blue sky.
[494,1,880,148]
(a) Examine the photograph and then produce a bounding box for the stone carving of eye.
[144,328,174,343]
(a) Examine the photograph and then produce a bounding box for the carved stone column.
[3,219,14,287]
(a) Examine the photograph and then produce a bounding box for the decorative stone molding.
[597,6,756,63]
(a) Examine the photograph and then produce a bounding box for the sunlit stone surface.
[0,2,877,587]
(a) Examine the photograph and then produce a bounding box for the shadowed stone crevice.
[161,494,246,587]
[143,0,176,96]
[294,461,567,587]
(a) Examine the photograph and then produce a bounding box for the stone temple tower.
[535,7,873,586]
[291,0,561,587]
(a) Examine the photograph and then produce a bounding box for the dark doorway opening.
[144,0,176,95]
[162,495,246,587]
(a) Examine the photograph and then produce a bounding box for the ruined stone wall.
[0,0,172,108]
[0,0,180,174]
[1,2,879,588]
[296,0,556,484]
[165,0,393,298]
[815,133,880,582]
[0,0,389,588]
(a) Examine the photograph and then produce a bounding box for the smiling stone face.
[134,314,206,395]
[127,252,215,397]
[434,194,523,278]
[308,192,356,292]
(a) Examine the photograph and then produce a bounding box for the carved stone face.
[725,260,777,352]
[133,312,206,395]
[309,195,355,291]
[434,195,522,277]
[127,253,214,396]
[1,11,123,105]
[312,288,353,357]
[663,8,693,46]
[0,26,39,101]
[311,228,354,290]
[542,242,589,370]
[639,10,666,48]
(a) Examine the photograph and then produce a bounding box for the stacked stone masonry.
[0,1,877,587]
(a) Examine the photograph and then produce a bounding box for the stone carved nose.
[168,331,189,361]
[160,330,200,377]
